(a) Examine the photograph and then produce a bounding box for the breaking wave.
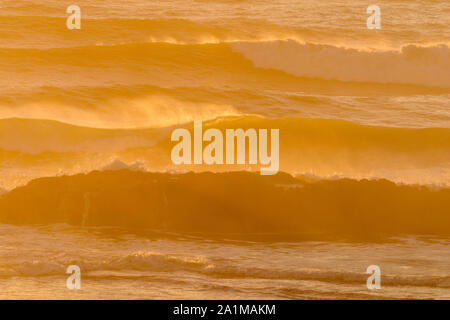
[0,170,449,239]
[4,249,450,289]
[2,41,450,89]
[0,116,449,187]
[233,41,450,88]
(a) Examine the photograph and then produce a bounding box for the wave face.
[0,170,449,240]
[0,16,307,48]
[0,116,449,190]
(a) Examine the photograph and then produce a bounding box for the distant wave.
[1,115,449,155]
[0,116,448,186]
[0,3,62,17]
[1,84,449,130]
[11,251,209,277]
[233,41,450,88]
[1,14,447,50]
[0,170,449,240]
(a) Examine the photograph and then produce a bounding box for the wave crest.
[233,41,450,88]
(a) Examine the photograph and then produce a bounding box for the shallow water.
[0,0,448,300]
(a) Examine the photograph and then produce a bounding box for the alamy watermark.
[171,121,279,175]
[66,5,81,30]
[367,5,381,30]
[66,265,81,290]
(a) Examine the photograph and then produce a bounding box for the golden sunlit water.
[0,0,448,299]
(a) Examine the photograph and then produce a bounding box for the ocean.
[0,224,449,299]
[0,0,448,299]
